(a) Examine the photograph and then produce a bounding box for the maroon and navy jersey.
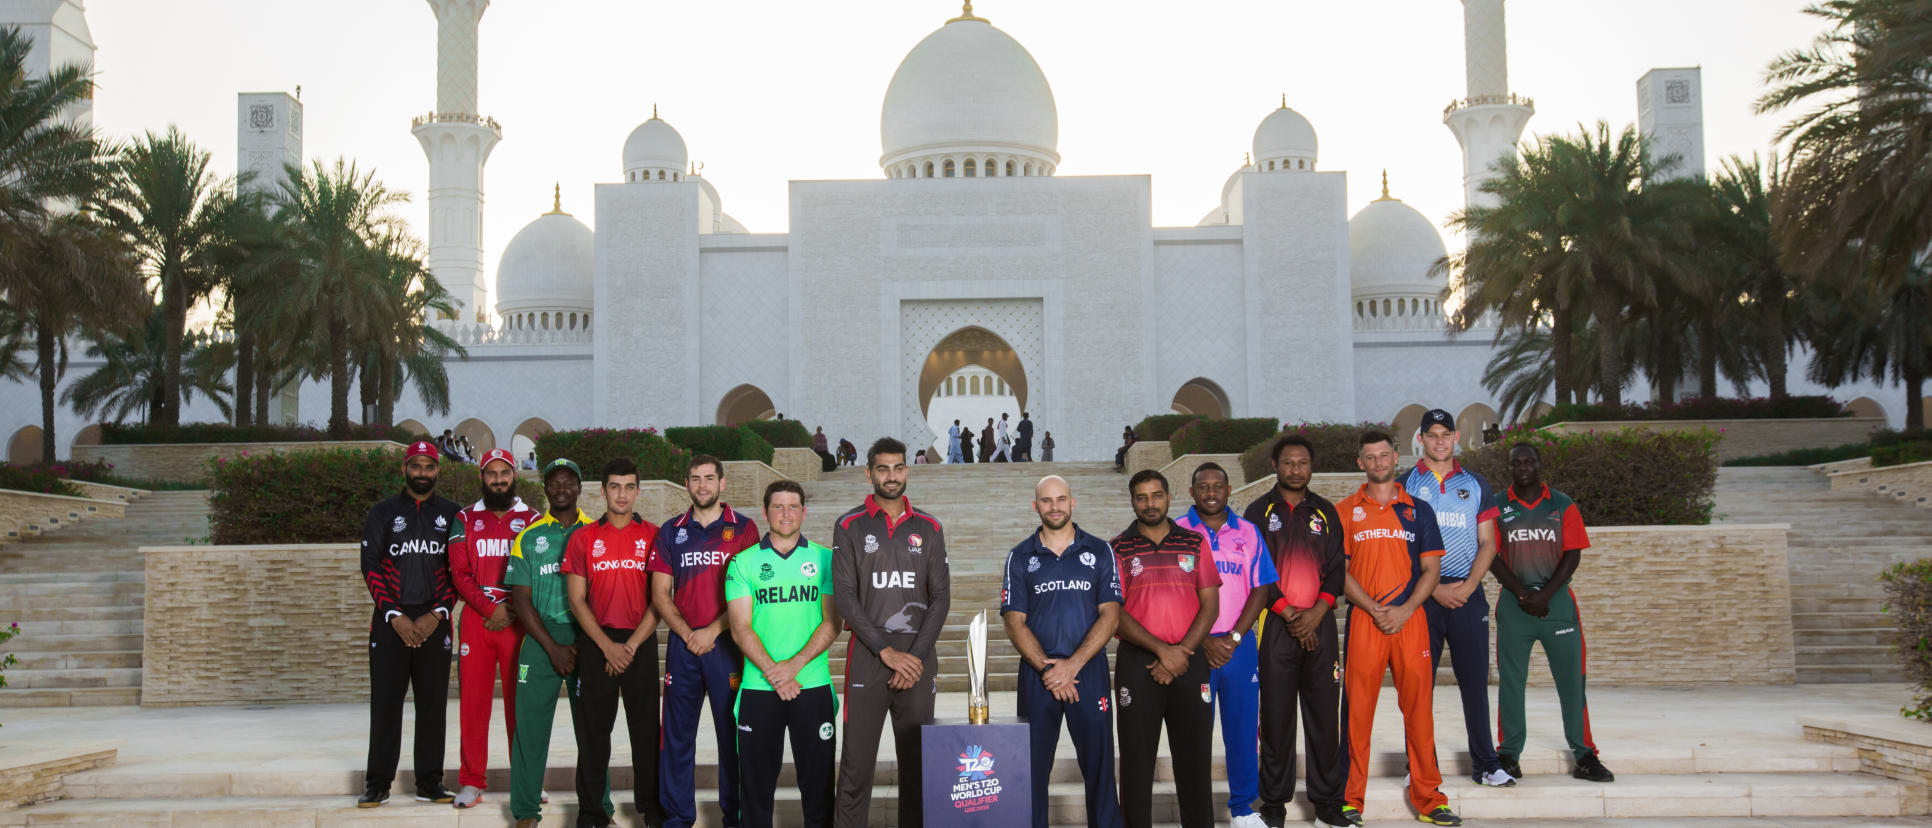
[1111,520,1219,645]
[646,503,758,628]
[448,498,540,612]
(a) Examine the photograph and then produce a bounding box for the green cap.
[541,458,582,480]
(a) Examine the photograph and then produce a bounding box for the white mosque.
[0,0,1913,465]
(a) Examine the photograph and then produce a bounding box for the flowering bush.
[1461,425,1718,526]
[101,421,416,445]
[1238,421,1395,480]
[0,463,82,497]
[1880,559,1932,720]
[0,621,17,716]
[206,449,542,544]
[1533,395,1845,426]
[533,427,687,483]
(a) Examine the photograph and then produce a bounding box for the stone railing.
[0,741,119,807]
[1123,441,1171,477]
[0,488,125,542]
[1802,714,1932,813]
[1443,92,1535,117]
[1156,453,1248,490]
[770,447,823,483]
[431,321,592,347]
[1351,311,1448,333]
[1830,459,1932,509]
[64,480,148,503]
[72,441,406,484]
[410,111,501,133]
[1229,473,1361,507]
[1541,417,1885,463]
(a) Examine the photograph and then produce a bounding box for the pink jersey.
[1175,508,1279,635]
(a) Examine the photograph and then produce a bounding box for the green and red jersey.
[1493,484,1591,590]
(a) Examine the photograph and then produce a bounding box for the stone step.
[11,619,141,636]
[7,771,1910,825]
[0,686,138,707]
[0,571,140,585]
[5,650,142,670]
[1792,611,1892,629]
[1,666,141,688]
[0,632,143,652]
[1798,664,1905,682]
[4,604,143,622]
[1795,628,1898,647]
[1795,644,1897,667]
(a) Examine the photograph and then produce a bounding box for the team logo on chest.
[510,519,526,532]
[534,536,549,553]
[1079,551,1096,568]
[592,539,607,558]
[676,528,689,544]
[1457,488,1471,500]
[1178,554,1196,573]
[1308,512,1326,534]
[864,534,880,554]
[634,539,649,556]
[801,561,819,579]
[1268,513,1283,532]
[722,526,736,541]
[1027,557,1041,573]
[1352,506,1367,522]
[474,520,485,532]
[759,562,775,582]
[393,516,408,533]
[435,515,448,529]
[1129,556,1144,576]
[907,533,924,554]
[1400,505,1415,522]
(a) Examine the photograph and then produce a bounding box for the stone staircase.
[0,490,208,707]
[1715,467,1932,683]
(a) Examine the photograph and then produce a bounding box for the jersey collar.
[758,533,813,558]
[1348,481,1416,509]
[863,494,919,531]
[1413,461,1466,492]
[1506,483,1551,509]
[673,502,740,529]
[1178,506,1243,533]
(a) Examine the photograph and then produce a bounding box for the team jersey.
[1111,520,1220,645]
[359,491,460,618]
[1335,483,1445,609]
[448,497,541,612]
[831,495,951,661]
[1402,462,1498,580]
[1174,507,1277,635]
[562,514,660,629]
[504,509,592,626]
[1000,525,1123,658]
[1243,487,1344,611]
[647,503,758,629]
[1493,484,1591,590]
[726,535,835,691]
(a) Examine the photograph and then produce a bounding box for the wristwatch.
[1229,631,1242,644]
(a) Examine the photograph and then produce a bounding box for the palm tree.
[268,159,408,439]
[9,216,146,460]
[1699,154,1805,400]
[62,306,234,424]
[1803,262,1930,430]
[100,127,246,426]
[353,232,464,428]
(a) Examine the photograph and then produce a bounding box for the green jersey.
[1493,484,1591,590]
[505,509,593,628]
[725,535,835,691]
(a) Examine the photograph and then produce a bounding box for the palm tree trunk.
[358,353,378,426]
[377,354,397,427]
[235,332,254,426]
[255,358,273,426]
[36,321,57,463]
[1697,317,1719,400]
[1593,290,1625,408]
[161,269,185,426]
[1763,294,1789,400]
[328,300,349,440]
[1908,362,1926,432]
[1552,314,1575,406]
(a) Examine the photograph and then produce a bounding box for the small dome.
[623,115,688,177]
[880,8,1059,173]
[1348,189,1447,293]
[1253,101,1318,171]
[495,208,594,316]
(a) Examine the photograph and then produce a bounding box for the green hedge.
[1238,421,1395,481]
[664,425,775,465]
[102,421,415,445]
[1725,442,1872,467]
[1880,559,1932,719]
[1170,417,1280,456]
[1532,395,1845,426]
[533,428,687,482]
[0,464,82,497]
[1461,426,1717,526]
[743,419,811,449]
[1874,429,1932,468]
[1134,414,1205,442]
[206,448,543,544]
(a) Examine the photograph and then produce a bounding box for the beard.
[482,484,516,511]
[1039,512,1070,531]
[871,480,904,500]
[406,474,437,496]
[1136,508,1166,527]
[690,491,719,511]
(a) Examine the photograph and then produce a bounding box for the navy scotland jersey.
[1000,525,1123,658]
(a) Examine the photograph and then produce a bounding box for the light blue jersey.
[1402,462,1497,579]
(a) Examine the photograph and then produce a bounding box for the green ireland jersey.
[505,509,593,627]
[724,536,835,692]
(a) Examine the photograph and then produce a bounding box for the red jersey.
[1111,520,1220,645]
[448,497,541,612]
[562,514,660,629]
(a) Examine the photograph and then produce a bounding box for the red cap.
[405,440,440,461]
[479,448,517,470]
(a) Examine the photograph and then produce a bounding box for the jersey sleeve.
[723,555,751,602]
[1473,471,1501,526]
[1416,502,1446,558]
[1561,502,1592,552]
[831,516,888,658]
[503,528,532,588]
[360,504,402,618]
[562,529,589,577]
[1193,533,1220,590]
[645,530,674,575]
[1098,542,1123,605]
[1000,546,1027,615]
[446,511,492,611]
[909,518,951,662]
[1250,527,1278,588]
[1319,504,1344,607]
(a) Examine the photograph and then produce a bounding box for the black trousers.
[577,628,660,826]
[1256,609,1345,818]
[365,606,452,791]
[1115,641,1214,828]
[738,685,838,828]
[834,640,937,828]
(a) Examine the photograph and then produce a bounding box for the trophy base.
[968,704,989,725]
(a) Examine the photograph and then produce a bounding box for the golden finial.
[948,0,987,23]
[1374,169,1397,201]
[1244,152,1252,167]
[546,183,569,215]
[652,103,658,119]
[1280,93,1287,109]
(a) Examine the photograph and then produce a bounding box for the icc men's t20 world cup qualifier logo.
[949,744,1002,813]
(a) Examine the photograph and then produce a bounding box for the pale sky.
[83,0,1829,316]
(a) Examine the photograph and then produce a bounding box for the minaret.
[412,0,500,322]
[0,0,95,124]
[1443,0,1533,211]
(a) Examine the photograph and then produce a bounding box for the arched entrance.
[915,327,1029,461]
[7,425,43,464]
[1847,396,1887,421]
[510,417,555,466]
[716,385,777,426]
[71,423,102,449]
[397,419,431,438]
[899,300,1046,457]
[1456,403,1501,450]
[453,418,496,456]
[1390,404,1429,458]
[1170,378,1231,419]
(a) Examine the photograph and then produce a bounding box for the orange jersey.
[1335,483,1445,607]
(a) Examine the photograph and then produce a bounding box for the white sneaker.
[452,786,483,809]
[1477,768,1518,787]
[1231,814,1268,828]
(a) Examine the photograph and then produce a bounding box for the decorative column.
[412,0,500,321]
[1443,0,1533,211]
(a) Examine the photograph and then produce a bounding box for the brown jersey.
[831,495,952,661]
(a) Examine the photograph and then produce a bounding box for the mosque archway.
[1523,402,1554,426]
[397,419,431,438]
[70,423,103,454]
[1170,378,1230,419]
[916,327,1029,460]
[1847,396,1887,421]
[1390,404,1429,458]
[7,425,43,464]
[1455,403,1500,450]
[453,418,496,456]
[510,417,555,465]
[716,384,777,426]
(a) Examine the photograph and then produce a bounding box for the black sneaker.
[1417,806,1462,826]
[355,786,389,808]
[414,783,455,803]
[1572,751,1615,783]
[1339,805,1364,826]
[1258,803,1287,828]
[1314,805,1354,827]
[1498,753,1523,779]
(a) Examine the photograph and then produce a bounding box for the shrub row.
[743,418,812,449]
[1170,417,1279,456]
[1873,429,1932,468]
[102,421,415,445]
[0,463,82,497]
[1460,426,1718,526]
[664,425,775,465]
[1237,422,1396,480]
[206,448,544,545]
[1881,559,1932,719]
[1133,414,1204,442]
[533,428,688,483]
[1533,395,1845,426]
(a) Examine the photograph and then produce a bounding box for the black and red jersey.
[360,491,461,619]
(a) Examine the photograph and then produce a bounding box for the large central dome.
[880,7,1059,177]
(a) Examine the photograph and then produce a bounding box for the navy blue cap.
[1421,409,1456,432]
